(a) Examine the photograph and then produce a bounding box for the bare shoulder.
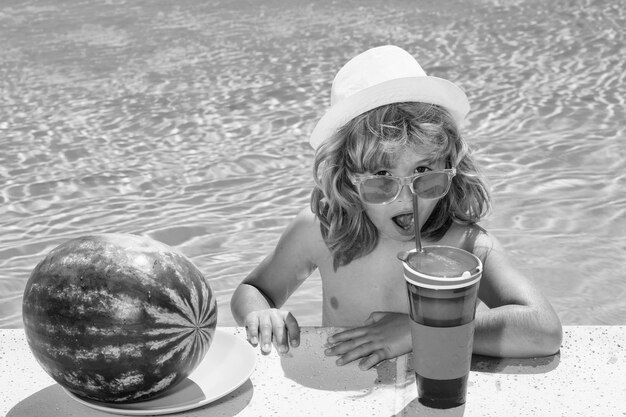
[445,222,539,304]
[291,206,320,230]
[439,222,501,263]
[278,207,327,265]
[240,206,326,298]
[289,207,324,243]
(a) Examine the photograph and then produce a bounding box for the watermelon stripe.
[144,327,199,336]
[162,287,196,322]
[200,295,218,326]
[186,332,202,372]
[144,304,196,327]
[189,275,201,320]
[33,340,144,361]
[146,329,193,351]
[129,373,177,401]
[155,330,197,365]
[63,369,156,402]
[199,280,210,320]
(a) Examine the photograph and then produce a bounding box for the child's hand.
[324,312,412,370]
[244,309,300,354]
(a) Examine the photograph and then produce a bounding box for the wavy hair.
[310,102,491,270]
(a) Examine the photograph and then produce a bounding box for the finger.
[358,350,387,370]
[327,326,368,345]
[284,312,300,348]
[258,315,273,354]
[270,313,288,353]
[335,341,377,366]
[364,311,386,325]
[326,332,380,359]
[244,314,260,346]
[325,337,363,356]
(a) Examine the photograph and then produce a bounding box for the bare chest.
[317,245,411,326]
[311,222,479,327]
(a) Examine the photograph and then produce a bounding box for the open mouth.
[392,213,414,235]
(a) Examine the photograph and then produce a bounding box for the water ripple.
[1,0,625,327]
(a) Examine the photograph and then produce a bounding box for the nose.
[396,183,414,204]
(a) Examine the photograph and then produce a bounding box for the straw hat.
[309,45,470,149]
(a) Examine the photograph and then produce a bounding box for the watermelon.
[22,233,217,403]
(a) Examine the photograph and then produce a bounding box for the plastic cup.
[401,245,483,409]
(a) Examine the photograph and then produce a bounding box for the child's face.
[362,149,445,243]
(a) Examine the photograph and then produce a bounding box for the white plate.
[64,329,256,415]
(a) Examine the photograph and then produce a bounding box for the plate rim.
[62,328,256,415]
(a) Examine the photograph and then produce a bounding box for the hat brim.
[309,76,470,149]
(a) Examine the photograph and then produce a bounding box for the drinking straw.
[412,193,423,253]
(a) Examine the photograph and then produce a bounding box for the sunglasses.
[350,168,456,204]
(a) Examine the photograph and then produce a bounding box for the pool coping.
[1,326,624,416]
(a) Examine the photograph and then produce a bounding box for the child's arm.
[230,208,319,354]
[472,232,563,357]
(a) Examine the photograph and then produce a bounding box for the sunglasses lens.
[413,172,451,199]
[359,177,399,204]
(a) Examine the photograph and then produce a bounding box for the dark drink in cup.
[401,246,482,409]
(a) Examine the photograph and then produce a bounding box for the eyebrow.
[377,158,433,170]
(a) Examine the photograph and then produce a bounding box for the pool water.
[1,0,624,328]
